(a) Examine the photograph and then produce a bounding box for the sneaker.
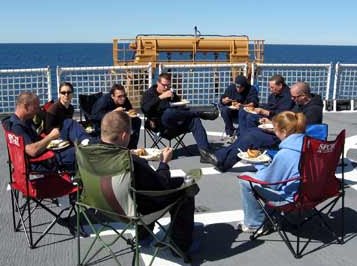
[237,221,263,234]
[226,135,237,144]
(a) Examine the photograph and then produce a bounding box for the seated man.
[237,74,294,134]
[91,84,141,149]
[214,81,323,172]
[219,75,259,143]
[44,82,75,134]
[141,72,218,164]
[4,92,89,171]
[100,110,198,254]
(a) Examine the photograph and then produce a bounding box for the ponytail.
[272,111,306,136]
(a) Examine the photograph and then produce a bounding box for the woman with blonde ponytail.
[237,111,306,233]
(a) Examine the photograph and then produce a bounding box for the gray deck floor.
[1,112,357,266]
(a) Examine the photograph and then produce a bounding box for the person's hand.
[254,108,269,116]
[222,97,232,105]
[161,147,173,163]
[47,128,60,140]
[114,106,126,112]
[159,90,173,100]
[259,117,271,124]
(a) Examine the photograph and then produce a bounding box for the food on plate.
[247,149,262,158]
[133,148,147,156]
[231,100,239,107]
[127,109,137,116]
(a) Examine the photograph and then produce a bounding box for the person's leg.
[61,119,90,143]
[56,146,76,171]
[239,177,265,228]
[170,197,195,252]
[128,117,141,149]
[186,117,210,150]
[161,108,195,128]
[246,113,261,129]
[220,105,237,136]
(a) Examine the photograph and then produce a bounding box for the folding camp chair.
[143,117,192,155]
[306,123,328,141]
[75,143,199,265]
[2,123,78,249]
[78,92,103,123]
[238,130,345,258]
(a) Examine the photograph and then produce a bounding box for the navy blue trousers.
[215,127,279,171]
[237,108,263,136]
[161,108,210,150]
[128,116,141,149]
[219,104,238,136]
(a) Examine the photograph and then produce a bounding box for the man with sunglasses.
[141,72,218,165]
[219,75,259,143]
[91,84,141,149]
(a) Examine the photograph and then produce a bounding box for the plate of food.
[237,149,271,163]
[132,148,162,161]
[85,125,95,133]
[258,123,274,130]
[229,102,240,110]
[47,139,71,150]
[126,109,140,118]
[243,106,257,114]
[170,100,190,107]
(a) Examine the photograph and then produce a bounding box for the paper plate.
[133,148,162,161]
[170,100,190,107]
[258,123,274,130]
[47,140,71,150]
[237,151,271,164]
[228,105,239,110]
[243,107,257,114]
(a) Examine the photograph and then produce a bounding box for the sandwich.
[133,148,147,156]
[127,109,137,117]
[247,148,262,158]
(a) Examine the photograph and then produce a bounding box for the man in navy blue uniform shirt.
[219,75,259,142]
[91,84,141,149]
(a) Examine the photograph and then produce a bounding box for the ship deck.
[1,112,357,266]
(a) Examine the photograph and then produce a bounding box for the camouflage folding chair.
[75,143,199,265]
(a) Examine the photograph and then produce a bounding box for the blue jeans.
[161,108,210,150]
[239,174,289,228]
[219,104,238,136]
[61,119,90,143]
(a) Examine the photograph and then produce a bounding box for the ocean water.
[1,43,357,70]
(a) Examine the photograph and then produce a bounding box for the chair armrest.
[131,182,199,198]
[29,150,55,163]
[238,175,301,186]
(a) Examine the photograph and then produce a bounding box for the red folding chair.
[2,124,78,249]
[238,130,345,258]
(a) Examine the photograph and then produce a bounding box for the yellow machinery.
[113,33,264,68]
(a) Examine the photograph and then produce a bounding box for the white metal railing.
[56,64,152,110]
[160,63,248,106]
[1,63,357,114]
[252,63,332,111]
[0,67,51,114]
[333,63,357,111]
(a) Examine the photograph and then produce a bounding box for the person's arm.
[246,86,259,107]
[141,90,161,115]
[25,128,60,157]
[220,85,233,105]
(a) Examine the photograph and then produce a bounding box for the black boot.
[199,149,218,165]
[198,105,219,120]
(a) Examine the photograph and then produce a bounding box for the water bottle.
[184,174,193,184]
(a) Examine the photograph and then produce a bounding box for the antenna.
[194,26,201,38]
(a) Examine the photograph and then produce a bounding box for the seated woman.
[45,82,75,133]
[238,111,306,232]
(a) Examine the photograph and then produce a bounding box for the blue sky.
[1,0,356,45]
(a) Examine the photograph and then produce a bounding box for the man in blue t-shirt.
[3,92,89,171]
[219,75,259,143]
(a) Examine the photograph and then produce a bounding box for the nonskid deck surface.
[1,112,357,266]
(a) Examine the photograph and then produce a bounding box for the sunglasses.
[159,81,171,89]
[60,91,72,95]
